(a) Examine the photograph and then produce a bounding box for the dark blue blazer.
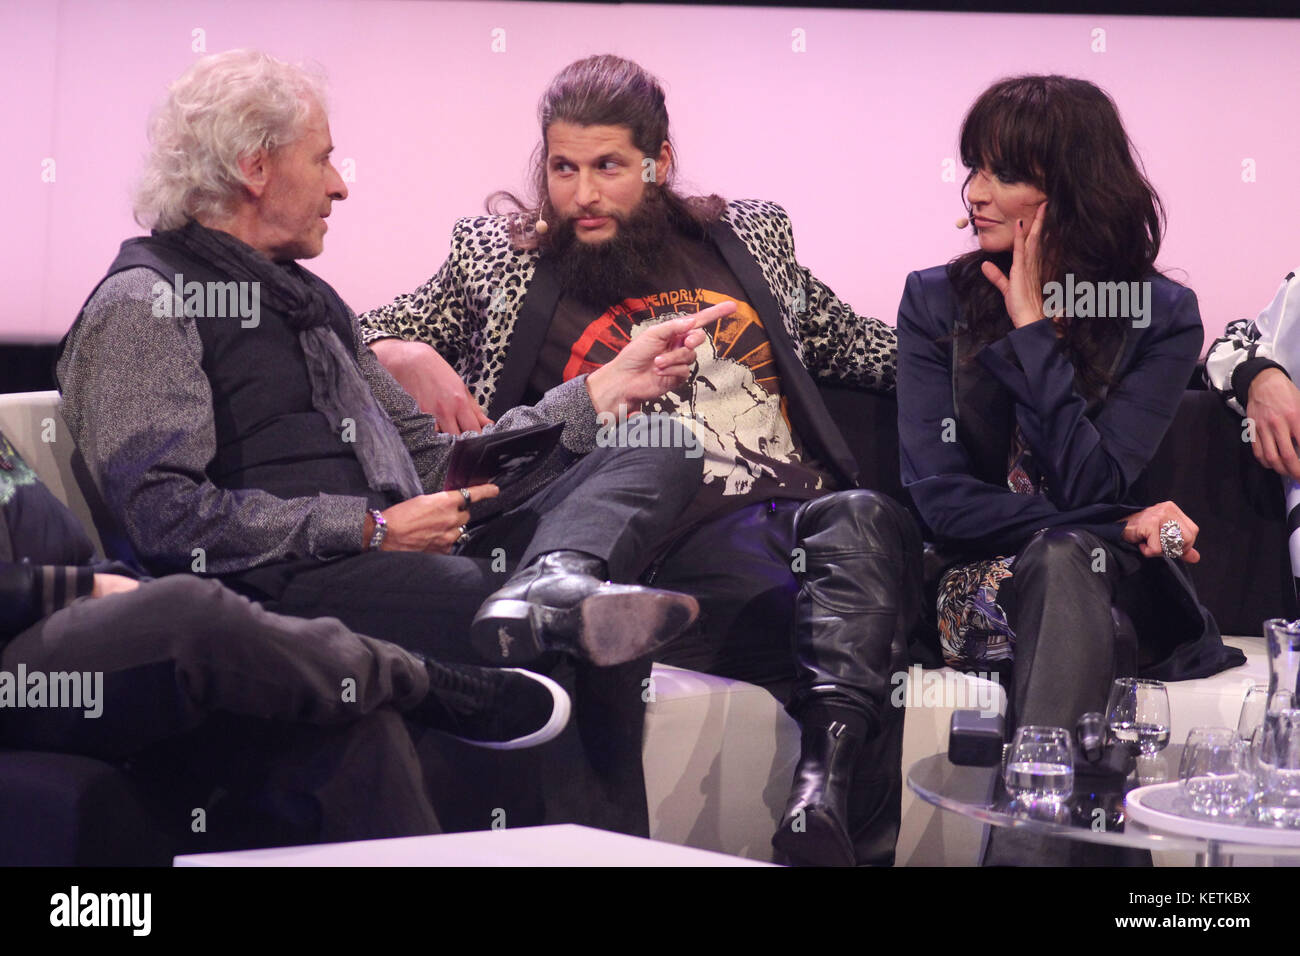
[897,265,1200,556]
[896,264,1245,681]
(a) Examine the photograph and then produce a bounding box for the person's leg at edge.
[0,574,440,849]
[0,574,566,849]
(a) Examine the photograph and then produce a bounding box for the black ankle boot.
[470,550,699,667]
[772,715,864,867]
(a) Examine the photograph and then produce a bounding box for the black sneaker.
[410,659,570,751]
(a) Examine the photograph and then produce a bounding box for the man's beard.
[547,189,675,308]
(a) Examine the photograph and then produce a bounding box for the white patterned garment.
[1204,269,1300,414]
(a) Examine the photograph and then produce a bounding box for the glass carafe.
[1265,619,1300,711]
[1254,620,1300,824]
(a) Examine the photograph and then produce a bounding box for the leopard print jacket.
[358,199,897,412]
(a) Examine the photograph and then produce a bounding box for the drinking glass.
[1237,683,1270,741]
[1002,725,1074,804]
[1106,678,1172,755]
[1178,726,1249,817]
[1254,708,1300,826]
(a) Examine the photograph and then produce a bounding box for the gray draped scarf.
[160,220,424,502]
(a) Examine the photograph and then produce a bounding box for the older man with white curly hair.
[57,49,726,837]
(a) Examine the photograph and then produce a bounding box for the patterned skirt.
[936,556,1018,671]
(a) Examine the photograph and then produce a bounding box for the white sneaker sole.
[453,668,572,751]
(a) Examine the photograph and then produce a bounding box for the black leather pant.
[1000,528,1139,731]
[789,490,924,725]
[983,527,1147,867]
[792,490,923,864]
[650,490,924,864]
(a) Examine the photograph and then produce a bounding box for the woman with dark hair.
[896,75,1244,861]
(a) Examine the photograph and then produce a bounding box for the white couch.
[0,390,1263,866]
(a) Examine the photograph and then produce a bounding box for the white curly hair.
[133,49,327,230]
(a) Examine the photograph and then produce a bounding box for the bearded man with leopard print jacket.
[360,55,921,867]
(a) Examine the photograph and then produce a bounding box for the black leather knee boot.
[772,490,923,867]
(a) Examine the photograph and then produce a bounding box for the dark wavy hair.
[486,54,725,250]
[948,75,1165,397]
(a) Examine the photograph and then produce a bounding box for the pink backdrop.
[5,0,1299,351]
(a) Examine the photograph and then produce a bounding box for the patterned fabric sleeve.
[1204,270,1299,415]
[725,199,897,391]
[356,215,538,412]
[793,252,897,391]
[1205,318,1266,416]
[356,217,481,365]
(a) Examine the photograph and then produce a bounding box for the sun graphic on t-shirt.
[561,289,779,396]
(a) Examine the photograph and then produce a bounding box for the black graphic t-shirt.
[529,231,836,528]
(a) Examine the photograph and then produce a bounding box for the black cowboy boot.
[772,490,923,867]
[471,550,699,667]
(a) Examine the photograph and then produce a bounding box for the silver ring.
[456,524,469,546]
[458,487,472,508]
[1159,520,1185,560]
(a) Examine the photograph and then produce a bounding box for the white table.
[174,824,775,867]
[1127,782,1300,866]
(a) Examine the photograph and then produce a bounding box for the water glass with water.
[1003,725,1074,804]
[1178,726,1249,817]
[1106,678,1171,755]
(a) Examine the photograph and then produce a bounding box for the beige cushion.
[645,638,1261,865]
[644,662,1006,864]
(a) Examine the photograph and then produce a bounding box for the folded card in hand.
[442,422,565,491]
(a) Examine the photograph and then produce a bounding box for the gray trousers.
[225,439,703,838]
[0,574,440,851]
